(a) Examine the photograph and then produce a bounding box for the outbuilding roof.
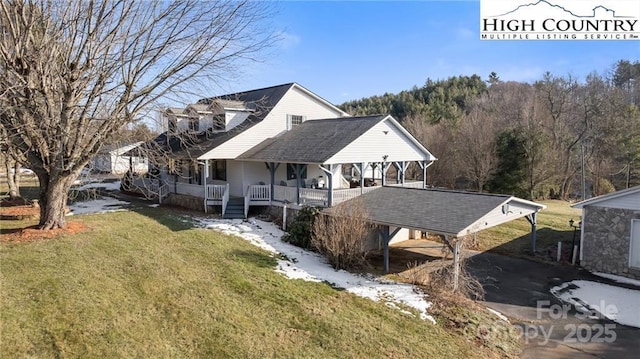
[332,186,545,237]
[572,185,640,209]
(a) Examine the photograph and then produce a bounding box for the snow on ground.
[75,180,121,191]
[68,196,130,215]
[193,217,436,323]
[593,272,640,287]
[551,280,640,328]
[487,308,510,323]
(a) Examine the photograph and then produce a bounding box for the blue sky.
[213,0,640,105]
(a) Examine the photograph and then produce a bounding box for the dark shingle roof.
[335,186,515,236]
[198,83,294,111]
[238,115,388,164]
[129,84,295,159]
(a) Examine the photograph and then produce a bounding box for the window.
[188,117,199,132]
[213,114,225,131]
[286,114,306,130]
[168,119,177,133]
[188,164,202,185]
[287,163,307,180]
[211,160,227,181]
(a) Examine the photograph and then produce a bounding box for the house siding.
[200,86,346,160]
[581,206,640,279]
[226,160,245,197]
[327,119,428,164]
[587,192,640,211]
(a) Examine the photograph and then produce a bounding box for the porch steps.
[223,197,245,219]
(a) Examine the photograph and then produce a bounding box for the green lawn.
[475,200,582,256]
[1,207,515,358]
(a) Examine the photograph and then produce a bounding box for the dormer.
[164,107,188,134]
[206,99,254,132]
[184,104,212,132]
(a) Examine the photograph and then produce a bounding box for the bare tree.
[457,97,497,192]
[0,0,275,229]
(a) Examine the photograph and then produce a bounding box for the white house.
[92,142,148,175]
[132,83,437,218]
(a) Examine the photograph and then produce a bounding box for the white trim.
[572,185,640,209]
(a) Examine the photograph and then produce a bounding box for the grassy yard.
[475,200,582,257]
[0,206,516,358]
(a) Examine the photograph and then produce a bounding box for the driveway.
[466,252,640,358]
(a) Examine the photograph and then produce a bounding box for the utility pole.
[581,141,586,201]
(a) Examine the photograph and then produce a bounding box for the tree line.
[340,60,640,200]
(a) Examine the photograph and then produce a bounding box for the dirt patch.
[0,204,39,220]
[1,221,88,244]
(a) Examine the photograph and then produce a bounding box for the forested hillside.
[340,60,640,200]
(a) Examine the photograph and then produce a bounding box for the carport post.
[526,212,537,254]
[453,239,461,292]
[379,225,402,273]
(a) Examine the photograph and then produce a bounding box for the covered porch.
[237,115,437,213]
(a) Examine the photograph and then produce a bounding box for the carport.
[335,187,546,289]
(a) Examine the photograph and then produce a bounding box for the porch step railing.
[222,183,229,216]
[207,184,227,200]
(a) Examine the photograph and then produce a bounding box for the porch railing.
[247,184,270,202]
[222,183,229,216]
[207,184,227,201]
[300,188,328,206]
[273,185,298,203]
[389,181,424,189]
[176,182,205,198]
[333,186,380,204]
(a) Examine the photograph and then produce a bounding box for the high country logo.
[480,0,640,40]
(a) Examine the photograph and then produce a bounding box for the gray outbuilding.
[573,186,640,279]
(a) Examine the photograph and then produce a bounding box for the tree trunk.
[37,173,75,230]
[3,157,21,199]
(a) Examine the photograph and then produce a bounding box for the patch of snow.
[147,204,160,208]
[593,272,640,287]
[193,217,436,324]
[75,181,121,191]
[487,308,510,323]
[68,196,129,215]
[551,280,640,328]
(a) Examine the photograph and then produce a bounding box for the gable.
[583,191,640,211]
[198,85,348,160]
[326,117,435,164]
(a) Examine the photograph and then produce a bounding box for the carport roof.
[332,187,545,237]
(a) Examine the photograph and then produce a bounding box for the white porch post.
[295,164,303,205]
[419,161,427,189]
[203,159,209,212]
[360,162,366,194]
[319,164,334,207]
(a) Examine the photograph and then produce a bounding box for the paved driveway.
[466,252,640,358]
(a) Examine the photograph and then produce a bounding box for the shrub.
[282,206,320,250]
[311,200,372,270]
